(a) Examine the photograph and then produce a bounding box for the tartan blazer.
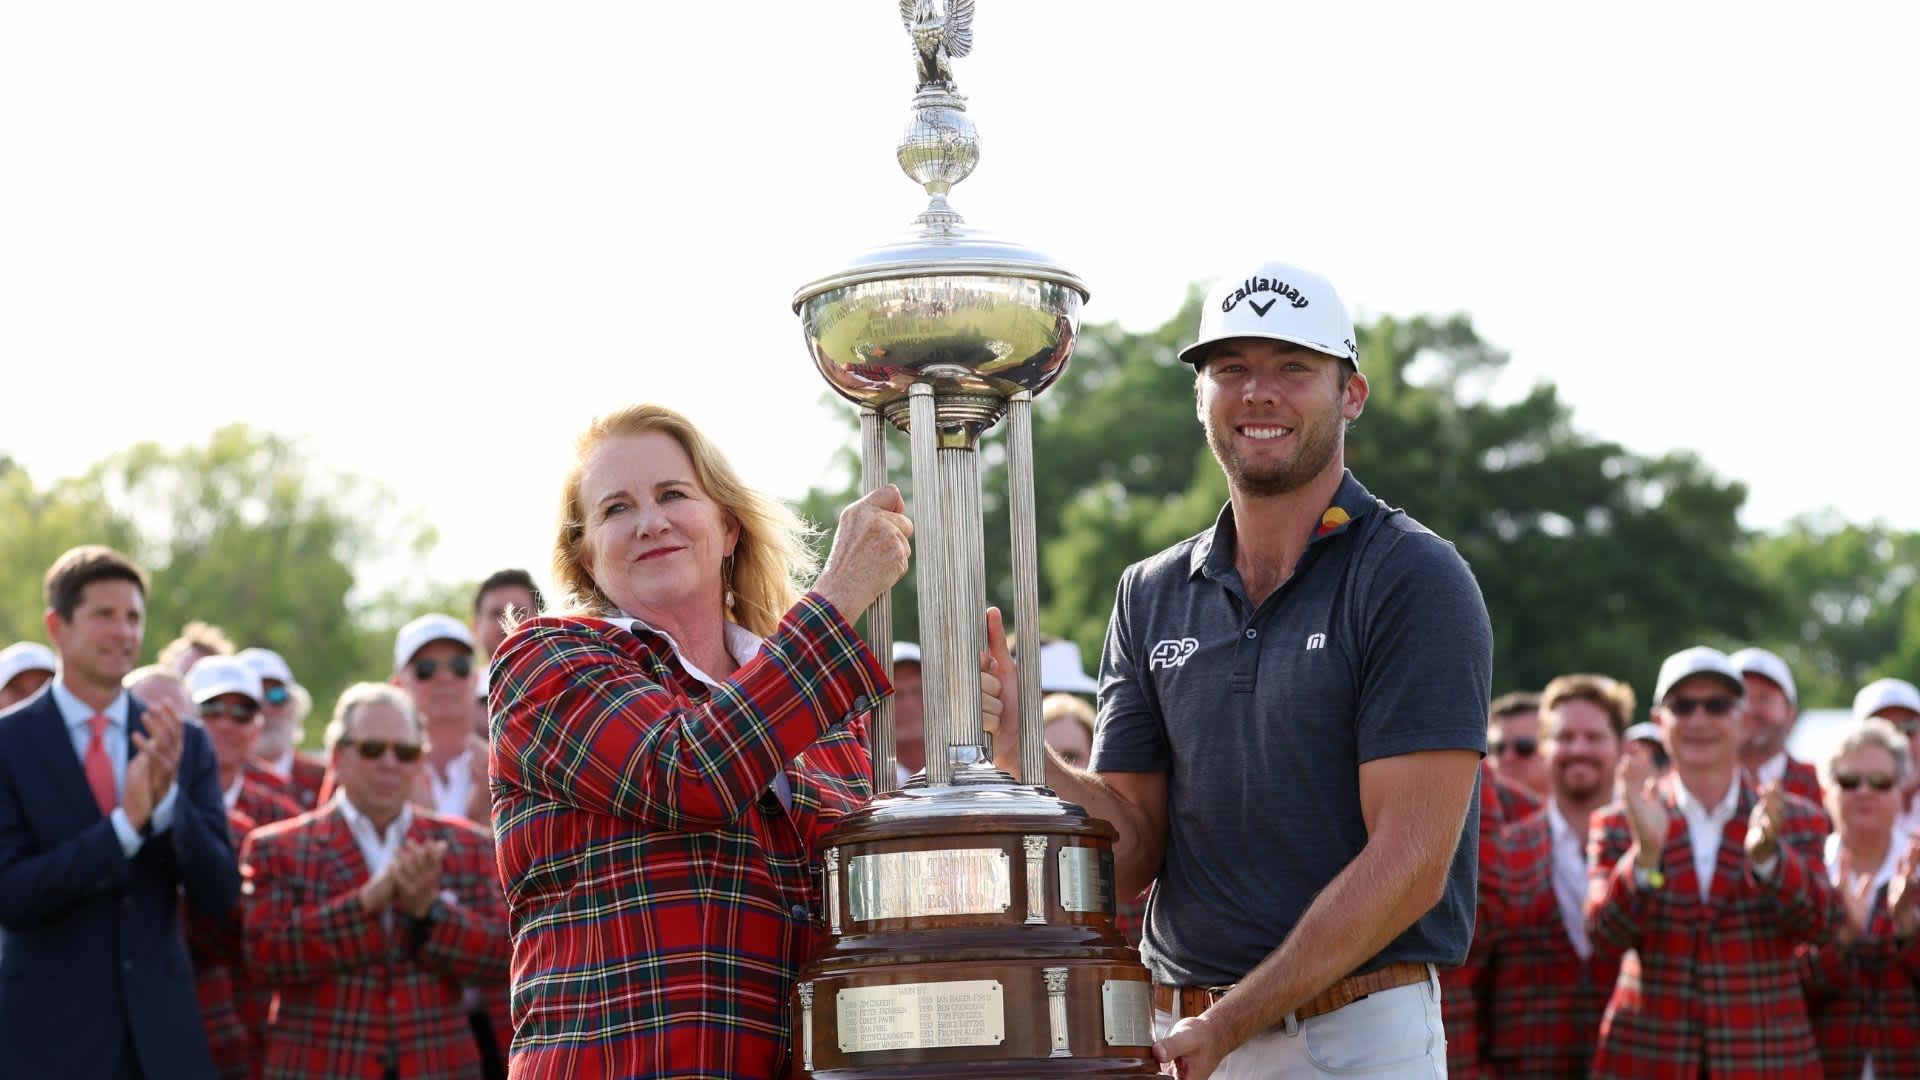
[1799,875,1920,1079]
[190,806,258,1080]
[1480,809,1619,1078]
[489,596,887,1080]
[1586,774,1837,1079]
[240,804,510,1080]
[1441,764,1530,1079]
[1782,755,1824,809]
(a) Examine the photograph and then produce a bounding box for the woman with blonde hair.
[488,403,1015,1078]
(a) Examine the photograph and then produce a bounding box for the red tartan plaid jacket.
[1441,761,1539,1079]
[487,596,888,1080]
[1479,808,1619,1078]
[1799,871,1920,1079]
[240,804,510,1080]
[1586,774,1837,1079]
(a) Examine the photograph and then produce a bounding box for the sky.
[4,3,1917,602]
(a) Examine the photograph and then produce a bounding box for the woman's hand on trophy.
[980,606,1022,774]
[814,484,913,622]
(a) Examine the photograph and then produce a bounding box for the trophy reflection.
[787,3,1157,1076]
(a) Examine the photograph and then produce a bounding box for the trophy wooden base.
[792,776,1160,1077]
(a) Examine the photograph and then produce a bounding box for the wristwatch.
[1633,865,1665,890]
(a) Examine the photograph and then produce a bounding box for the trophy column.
[789,3,1156,1076]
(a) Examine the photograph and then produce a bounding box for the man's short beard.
[1204,410,1343,497]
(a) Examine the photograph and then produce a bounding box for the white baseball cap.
[1038,639,1099,696]
[892,641,923,666]
[236,646,295,686]
[1622,721,1664,745]
[1653,646,1745,707]
[1854,677,1920,723]
[0,642,56,690]
[187,655,264,705]
[394,613,475,672]
[1728,647,1796,708]
[1178,260,1359,369]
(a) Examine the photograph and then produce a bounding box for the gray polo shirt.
[1090,470,1491,986]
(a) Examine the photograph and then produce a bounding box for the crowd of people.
[3,255,1918,1079]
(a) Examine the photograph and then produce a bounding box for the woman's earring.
[723,554,736,610]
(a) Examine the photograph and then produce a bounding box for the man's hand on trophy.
[980,606,1021,774]
[814,484,913,622]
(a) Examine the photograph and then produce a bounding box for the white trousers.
[1153,965,1447,1079]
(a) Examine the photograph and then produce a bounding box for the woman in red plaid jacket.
[1799,717,1920,1079]
[489,404,1017,1079]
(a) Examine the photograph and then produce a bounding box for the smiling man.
[1015,259,1492,1078]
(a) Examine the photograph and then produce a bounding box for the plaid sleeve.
[240,826,392,984]
[412,826,511,984]
[1756,800,1838,946]
[491,595,887,830]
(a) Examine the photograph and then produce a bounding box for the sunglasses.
[198,700,260,724]
[1491,736,1538,759]
[1834,771,1898,793]
[340,738,424,763]
[263,684,291,707]
[1666,695,1737,718]
[1897,720,1920,738]
[410,655,473,681]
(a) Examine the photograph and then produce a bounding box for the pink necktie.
[84,714,117,816]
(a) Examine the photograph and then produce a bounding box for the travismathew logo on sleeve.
[1221,276,1311,317]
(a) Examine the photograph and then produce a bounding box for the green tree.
[0,426,457,745]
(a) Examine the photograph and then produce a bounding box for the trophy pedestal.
[792,773,1159,1077]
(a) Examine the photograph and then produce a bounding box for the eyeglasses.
[410,655,473,682]
[198,700,260,724]
[340,738,424,763]
[1491,736,1538,759]
[263,684,291,707]
[1833,771,1898,792]
[1665,695,1737,718]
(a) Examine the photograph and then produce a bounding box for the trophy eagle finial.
[900,0,975,93]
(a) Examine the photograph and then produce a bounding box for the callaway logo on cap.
[1178,259,1359,369]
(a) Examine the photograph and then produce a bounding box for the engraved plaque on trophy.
[788,2,1156,1075]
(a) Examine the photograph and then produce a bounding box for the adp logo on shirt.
[1148,637,1199,671]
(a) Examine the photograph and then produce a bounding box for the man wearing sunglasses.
[1730,646,1824,809]
[240,648,327,810]
[241,682,509,1080]
[1587,645,1836,1079]
[1487,690,1550,802]
[188,657,303,829]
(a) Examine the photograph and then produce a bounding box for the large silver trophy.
[787,3,1157,1076]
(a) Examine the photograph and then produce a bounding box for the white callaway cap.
[0,642,56,689]
[1178,259,1359,369]
[1728,646,1796,708]
[1653,645,1745,707]
[1038,639,1099,696]
[187,655,264,705]
[1854,677,1920,723]
[236,646,295,686]
[394,613,475,672]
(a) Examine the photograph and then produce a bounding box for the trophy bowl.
[796,246,1087,413]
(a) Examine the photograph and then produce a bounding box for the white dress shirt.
[337,794,413,879]
[51,679,177,856]
[259,747,295,781]
[609,614,794,812]
[224,773,245,810]
[427,747,474,820]
[1674,778,1762,901]
[1546,802,1594,959]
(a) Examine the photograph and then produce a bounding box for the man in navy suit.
[0,544,240,1078]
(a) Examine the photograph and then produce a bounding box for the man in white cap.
[1007,260,1491,1078]
[241,647,327,810]
[188,657,302,829]
[1037,637,1099,699]
[392,614,487,826]
[1730,646,1824,806]
[1854,676,1920,839]
[0,641,56,711]
[1586,645,1834,1078]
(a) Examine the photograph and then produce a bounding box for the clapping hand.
[392,839,449,919]
[1890,837,1920,942]
[1745,783,1785,866]
[1617,751,1670,871]
[1837,849,1877,945]
[125,699,187,829]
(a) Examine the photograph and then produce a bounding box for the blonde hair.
[122,664,187,695]
[553,404,816,638]
[1541,673,1637,739]
[1042,693,1096,740]
[1824,718,1914,789]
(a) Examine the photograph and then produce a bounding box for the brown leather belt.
[1151,961,1430,1024]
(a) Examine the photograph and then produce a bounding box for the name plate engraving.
[847,848,1011,922]
[836,980,1006,1053]
[1057,845,1114,914]
[1102,979,1153,1047]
